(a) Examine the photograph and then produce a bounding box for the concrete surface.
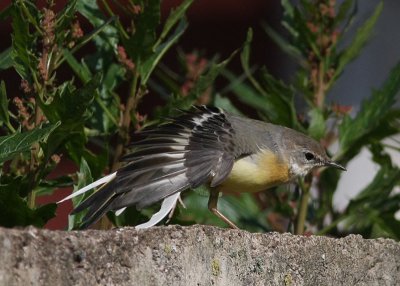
[0,225,399,286]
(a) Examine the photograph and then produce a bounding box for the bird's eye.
[305,152,315,161]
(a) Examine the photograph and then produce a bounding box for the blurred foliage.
[0,0,399,240]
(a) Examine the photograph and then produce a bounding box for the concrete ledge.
[1,225,399,285]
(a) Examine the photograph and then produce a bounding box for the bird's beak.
[325,160,346,171]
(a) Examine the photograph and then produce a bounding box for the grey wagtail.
[59,105,346,229]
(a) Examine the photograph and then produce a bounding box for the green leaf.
[34,176,74,197]
[239,28,299,128]
[40,75,99,163]
[34,203,57,227]
[259,68,299,128]
[342,164,400,239]
[123,0,161,62]
[213,94,243,116]
[155,0,193,47]
[222,69,270,113]
[140,18,188,85]
[41,74,99,123]
[307,108,325,140]
[281,0,294,18]
[0,123,60,164]
[94,63,123,132]
[76,0,118,57]
[0,185,56,227]
[55,0,77,31]
[262,23,304,63]
[0,81,10,126]
[0,48,13,70]
[189,51,237,100]
[338,61,400,161]
[112,207,150,227]
[11,4,35,80]
[68,157,93,230]
[63,49,92,83]
[0,4,12,21]
[336,0,356,23]
[241,28,253,76]
[335,2,383,78]
[317,167,341,223]
[156,51,237,118]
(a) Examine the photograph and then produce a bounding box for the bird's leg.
[208,189,239,229]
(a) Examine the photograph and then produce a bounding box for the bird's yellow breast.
[218,150,290,193]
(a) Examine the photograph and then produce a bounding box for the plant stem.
[295,179,310,235]
[5,121,16,133]
[27,103,43,209]
[314,61,326,108]
[111,74,139,171]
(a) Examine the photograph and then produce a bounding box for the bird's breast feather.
[218,150,290,193]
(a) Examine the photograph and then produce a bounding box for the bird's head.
[281,129,346,177]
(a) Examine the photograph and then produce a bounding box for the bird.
[58,105,346,229]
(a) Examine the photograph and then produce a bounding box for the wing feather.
[69,106,241,228]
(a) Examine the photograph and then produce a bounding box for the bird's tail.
[57,172,117,229]
[58,171,181,229]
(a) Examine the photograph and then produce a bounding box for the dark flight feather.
[72,106,240,228]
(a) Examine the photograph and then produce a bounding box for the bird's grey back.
[226,112,323,158]
[225,113,284,156]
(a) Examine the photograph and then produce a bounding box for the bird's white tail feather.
[115,207,126,216]
[135,192,181,229]
[57,172,117,204]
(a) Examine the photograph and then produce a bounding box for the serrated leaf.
[155,0,193,47]
[342,164,400,239]
[0,48,13,70]
[262,23,303,63]
[123,0,160,62]
[188,51,237,100]
[41,74,99,123]
[40,76,99,163]
[240,28,298,127]
[222,69,273,115]
[241,28,253,74]
[307,108,325,140]
[76,0,118,52]
[281,0,294,18]
[68,157,93,230]
[156,51,237,118]
[55,0,77,30]
[192,185,210,197]
[338,62,400,161]
[34,176,74,197]
[259,69,299,128]
[11,3,36,80]
[0,122,60,164]
[140,19,188,85]
[0,4,12,21]
[335,2,383,78]
[336,0,356,23]
[63,49,92,83]
[0,185,56,227]
[0,81,10,125]
[213,94,243,116]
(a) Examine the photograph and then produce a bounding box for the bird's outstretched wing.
[67,106,239,228]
